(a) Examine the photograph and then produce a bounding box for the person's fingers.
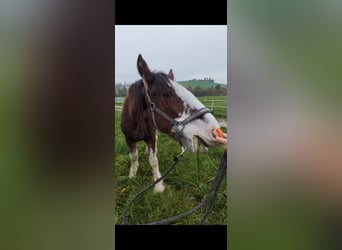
[216,137,226,144]
[215,137,227,151]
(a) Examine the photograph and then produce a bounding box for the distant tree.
[115,83,127,97]
[187,85,193,92]
[119,85,127,96]
[208,86,214,96]
[193,85,202,96]
[115,83,121,97]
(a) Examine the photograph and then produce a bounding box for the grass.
[114,100,227,225]
[198,96,227,118]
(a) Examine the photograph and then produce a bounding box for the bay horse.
[120,55,221,192]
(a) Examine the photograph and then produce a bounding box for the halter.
[143,78,211,142]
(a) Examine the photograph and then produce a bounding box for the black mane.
[150,72,174,98]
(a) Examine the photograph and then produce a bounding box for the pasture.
[114,96,227,225]
[198,96,227,119]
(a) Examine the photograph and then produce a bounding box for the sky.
[115,25,227,85]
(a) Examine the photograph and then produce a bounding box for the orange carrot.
[216,128,224,138]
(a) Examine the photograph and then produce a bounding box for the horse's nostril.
[212,128,217,137]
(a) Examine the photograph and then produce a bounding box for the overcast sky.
[115,25,227,85]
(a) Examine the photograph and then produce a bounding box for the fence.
[115,97,227,117]
[115,97,124,111]
[203,100,226,112]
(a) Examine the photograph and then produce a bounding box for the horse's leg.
[128,143,139,178]
[146,133,157,153]
[148,133,165,193]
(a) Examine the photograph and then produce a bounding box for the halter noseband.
[143,79,211,141]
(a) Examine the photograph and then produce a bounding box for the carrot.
[216,128,224,138]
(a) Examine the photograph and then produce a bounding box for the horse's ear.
[168,69,174,80]
[137,54,153,82]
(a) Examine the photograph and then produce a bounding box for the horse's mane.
[127,71,183,120]
[150,72,174,97]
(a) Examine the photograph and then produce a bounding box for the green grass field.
[114,97,227,225]
[198,96,228,118]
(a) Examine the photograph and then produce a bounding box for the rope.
[121,147,185,225]
[120,150,227,225]
[146,151,227,225]
[200,151,227,224]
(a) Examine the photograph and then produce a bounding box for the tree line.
[185,84,226,97]
[115,83,226,97]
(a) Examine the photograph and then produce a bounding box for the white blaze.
[169,79,221,150]
[170,80,205,110]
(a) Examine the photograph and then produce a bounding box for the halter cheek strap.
[143,78,159,131]
[142,78,211,141]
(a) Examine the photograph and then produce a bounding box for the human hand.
[213,129,227,151]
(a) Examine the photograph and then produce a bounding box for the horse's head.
[137,54,221,152]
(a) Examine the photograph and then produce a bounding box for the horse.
[120,54,221,192]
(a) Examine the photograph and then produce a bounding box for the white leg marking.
[129,149,138,178]
[149,146,165,193]
[155,133,158,155]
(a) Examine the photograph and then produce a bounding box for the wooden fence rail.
[115,98,226,113]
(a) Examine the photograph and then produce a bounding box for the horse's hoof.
[153,182,165,193]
